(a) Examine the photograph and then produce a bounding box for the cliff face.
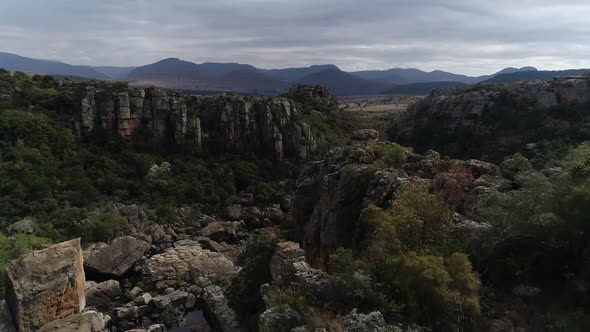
[393,75,590,160]
[78,86,318,160]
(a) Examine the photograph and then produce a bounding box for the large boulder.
[5,217,36,235]
[85,236,150,277]
[143,240,239,289]
[5,239,86,332]
[258,307,304,332]
[38,311,109,332]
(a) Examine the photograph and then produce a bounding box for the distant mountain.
[196,62,258,77]
[127,58,200,79]
[352,66,538,85]
[0,52,108,79]
[295,68,388,96]
[483,69,589,84]
[262,65,340,83]
[382,81,468,95]
[90,66,136,80]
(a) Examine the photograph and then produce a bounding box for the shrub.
[308,309,345,332]
[374,144,407,167]
[77,212,124,242]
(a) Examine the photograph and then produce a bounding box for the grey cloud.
[1,0,589,75]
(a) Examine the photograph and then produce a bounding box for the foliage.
[229,235,278,317]
[373,143,407,167]
[263,285,306,314]
[0,234,52,292]
[77,212,125,243]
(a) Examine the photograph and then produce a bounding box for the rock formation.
[142,240,239,290]
[5,239,86,332]
[292,131,510,267]
[78,85,321,160]
[393,75,590,159]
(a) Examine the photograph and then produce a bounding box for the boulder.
[5,239,85,332]
[85,280,122,309]
[38,311,109,332]
[85,236,150,277]
[258,307,304,332]
[202,285,240,332]
[343,309,386,332]
[143,240,239,289]
[226,204,242,220]
[352,129,379,142]
[5,217,36,235]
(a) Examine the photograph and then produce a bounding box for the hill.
[295,68,387,95]
[484,69,589,83]
[0,52,108,79]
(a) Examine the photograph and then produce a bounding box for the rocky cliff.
[78,86,320,160]
[293,130,507,267]
[392,74,590,160]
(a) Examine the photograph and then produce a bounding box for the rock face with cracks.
[5,239,86,332]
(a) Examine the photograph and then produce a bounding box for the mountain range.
[2,51,586,96]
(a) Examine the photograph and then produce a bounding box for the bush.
[77,213,124,242]
[374,143,407,167]
[0,234,52,292]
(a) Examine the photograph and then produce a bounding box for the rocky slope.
[78,85,320,160]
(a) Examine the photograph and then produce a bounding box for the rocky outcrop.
[5,239,86,332]
[394,75,590,160]
[85,280,122,309]
[343,309,387,332]
[287,84,339,113]
[77,85,321,160]
[142,240,239,290]
[85,236,150,278]
[293,138,510,267]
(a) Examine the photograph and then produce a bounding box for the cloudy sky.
[1,0,589,75]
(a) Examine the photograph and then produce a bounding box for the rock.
[0,300,16,332]
[152,290,188,310]
[5,239,86,332]
[202,285,240,332]
[226,204,242,220]
[5,217,36,235]
[185,294,196,309]
[466,159,501,178]
[343,309,386,332]
[259,307,304,332]
[128,286,143,299]
[141,293,153,305]
[200,222,227,240]
[269,242,307,283]
[352,129,379,142]
[38,311,109,332]
[85,236,150,277]
[85,280,122,308]
[512,284,541,297]
[143,241,239,290]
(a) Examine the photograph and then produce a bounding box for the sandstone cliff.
[78,86,320,160]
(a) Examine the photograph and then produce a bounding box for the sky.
[1,0,590,75]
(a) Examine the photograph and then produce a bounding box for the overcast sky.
[1,0,589,75]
